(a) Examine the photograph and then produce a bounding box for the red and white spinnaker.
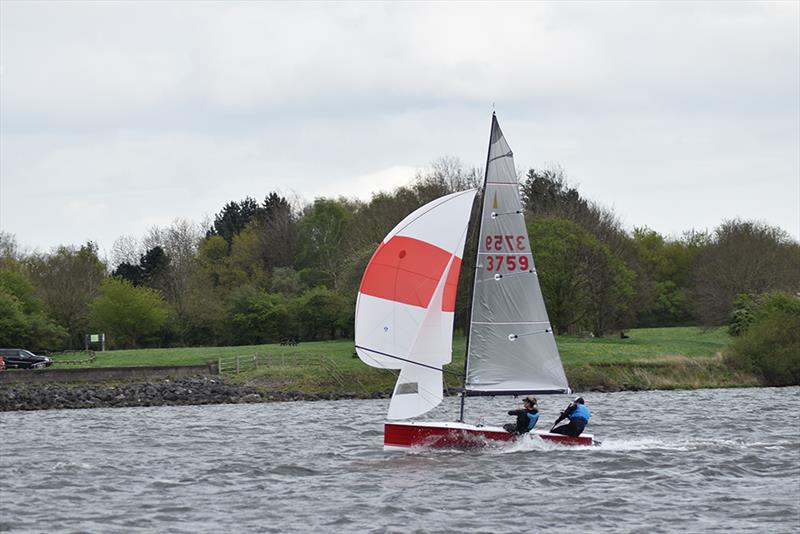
[355,189,477,420]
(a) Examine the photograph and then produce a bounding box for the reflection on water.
[1,387,798,533]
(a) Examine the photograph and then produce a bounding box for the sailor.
[550,397,590,437]
[504,396,539,434]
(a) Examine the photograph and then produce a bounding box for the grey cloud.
[1,1,797,253]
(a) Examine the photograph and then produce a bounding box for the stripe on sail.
[359,235,452,309]
[442,257,461,312]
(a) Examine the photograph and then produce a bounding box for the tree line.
[1,159,798,351]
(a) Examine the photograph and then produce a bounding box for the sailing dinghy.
[355,114,594,450]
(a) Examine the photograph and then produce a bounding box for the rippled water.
[1,387,798,533]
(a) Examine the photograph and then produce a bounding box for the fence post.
[236,356,240,374]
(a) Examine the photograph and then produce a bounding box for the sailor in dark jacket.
[504,396,539,435]
[550,397,590,437]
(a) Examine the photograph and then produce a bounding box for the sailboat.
[354,113,594,449]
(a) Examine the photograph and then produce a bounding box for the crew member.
[551,397,590,437]
[504,396,539,434]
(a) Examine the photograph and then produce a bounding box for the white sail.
[355,189,477,419]
[386,258,455,419]
[464,114,570,395]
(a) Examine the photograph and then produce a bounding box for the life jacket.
[570,403,590,423]
[526,411,539,430]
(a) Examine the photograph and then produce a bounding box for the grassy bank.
[558,327,760,390]
[47,327,760,394]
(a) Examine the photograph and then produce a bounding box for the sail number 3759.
[483,235,530,272]
[485,235,526,251]
[485,255,530,272]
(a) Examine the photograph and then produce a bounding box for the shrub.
[728,293,756,336]
[0,270,68,349]
[291,286,350,341]
[725,292,800,386]
[89,278,173,349]
[226,286,291,345]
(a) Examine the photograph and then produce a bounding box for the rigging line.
[488,151,513,163]
[355,345,464,377]
[471,321,550,325]
[490,270,537,280]
[508,329,553,340]
[388,188,477,239]
[490,209,523,218]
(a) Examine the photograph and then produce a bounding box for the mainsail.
[464,115,570,395]
[355,189,477,419]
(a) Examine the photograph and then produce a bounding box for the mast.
[458,112,496,422]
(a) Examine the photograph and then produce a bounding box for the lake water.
[1,387,798,533]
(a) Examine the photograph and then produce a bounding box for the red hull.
[384,421,594,450]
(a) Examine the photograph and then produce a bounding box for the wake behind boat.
[355,113,595,450]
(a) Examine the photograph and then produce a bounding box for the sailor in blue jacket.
[551,397,590,437]
[504,396,540,435]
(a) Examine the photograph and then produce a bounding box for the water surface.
[1,387,798,533]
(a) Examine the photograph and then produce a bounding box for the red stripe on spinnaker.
[359,236,453,309]
[442,257,462,312]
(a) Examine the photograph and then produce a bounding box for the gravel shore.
[0,376,390,412]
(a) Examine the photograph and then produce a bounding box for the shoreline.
[0,371,762,412]
[0,376,392,412]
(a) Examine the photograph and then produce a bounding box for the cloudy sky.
[1,1,798,260]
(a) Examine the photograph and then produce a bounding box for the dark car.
[0,349,52,369]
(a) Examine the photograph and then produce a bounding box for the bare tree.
[0,231,23,271]
[110,234,142,269]
[254,192,299,270]
[691,219,800,325]
[415,156,482,191]
[141,219,205,343]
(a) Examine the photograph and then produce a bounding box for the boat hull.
[384,421,594,450]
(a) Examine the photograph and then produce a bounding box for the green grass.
[51,341,358,368]
[49,327,759,393]
[556,327,731,364]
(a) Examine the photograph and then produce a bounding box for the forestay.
[464,115,570,395]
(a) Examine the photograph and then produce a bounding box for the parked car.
[0,349,52,369]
